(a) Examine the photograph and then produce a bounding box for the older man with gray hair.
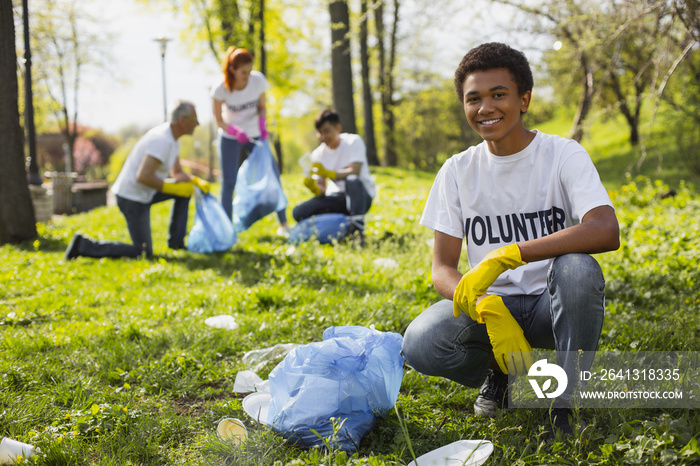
[64,100,210,260]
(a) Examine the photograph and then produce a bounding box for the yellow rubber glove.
[478,295,533,375]
[311,162,336,180]
[162,181,194,198]
[303,176,322,196]
[191,176,211,194]
[453,243,526,320]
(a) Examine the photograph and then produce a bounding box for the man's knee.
[550,253,604,292]
[402,307,491,388]
[292,204,307,222]
[549,254,605,327]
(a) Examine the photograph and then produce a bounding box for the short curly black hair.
[314,109,341,130]
[453,42,533,103]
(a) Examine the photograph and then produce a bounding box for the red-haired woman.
[211,46,288,234]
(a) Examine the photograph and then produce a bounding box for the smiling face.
[462,67,534,156]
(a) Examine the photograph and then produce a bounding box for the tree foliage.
[394,78,480,171]
[136,0,316,130]
[28,0,110,173]
[498,0,700,173]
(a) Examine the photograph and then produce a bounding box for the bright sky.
[75,0,549,135]
[79,0,221,133]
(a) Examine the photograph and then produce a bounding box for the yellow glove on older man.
[453,243,526,320]
[478,295,533,375]
[311,162,336,180]
[162,181,194,198]
[191,176,211,194]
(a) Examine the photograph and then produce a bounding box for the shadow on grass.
[179,249,276,286]
[13,235,68,253]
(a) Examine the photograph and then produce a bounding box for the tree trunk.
[0,0,37,244]
[329,0,357,134]
[258,0,265,75]
[569,51,594,142]
[383,0,399,166]
[359,0,378,165]
[610,72,641,146]
[375,0,399,166]
[218,0,241,47]
[375,1,386,165]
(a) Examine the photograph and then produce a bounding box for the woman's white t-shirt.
[420,130,613,296]
[210,71,270,139]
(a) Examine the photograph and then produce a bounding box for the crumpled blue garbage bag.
[266,326,404,451]
[233,140,287,233]
[288,213,351,245]
[187,189,236,253]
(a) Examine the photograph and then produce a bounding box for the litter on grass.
[0,438,39,464]
[204,315,239,330]
[216,418,248,446]
[372,257,399,269]
[242,343,298,372]
[233,370,268,394]
[407,439,494,466]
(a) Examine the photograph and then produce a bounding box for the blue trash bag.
[187,189,237,253]
[233,140,288,233]
[266,326,404,451]
[288,213,351,245]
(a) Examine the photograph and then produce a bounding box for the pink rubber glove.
[258,116,269,141]
[226,125,250,144]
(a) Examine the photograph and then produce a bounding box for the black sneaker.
[473,369,509,417]
[548,407,587,439]
[64,233,83,260]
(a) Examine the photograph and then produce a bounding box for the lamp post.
[153,36,172,122]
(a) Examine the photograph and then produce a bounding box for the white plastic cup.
[0,437,38,464]
[298,152,312,177]
[216,418,248,446]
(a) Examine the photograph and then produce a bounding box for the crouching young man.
[292,109,376,239]
[401,43,619,435]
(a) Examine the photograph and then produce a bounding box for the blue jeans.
[292,177,373,222]
[75,192,189,258]
[401,254,605,401]
[218,135,287,224]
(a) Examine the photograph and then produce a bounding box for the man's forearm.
[517,206,619,262]
[136,172,164,191]
[432,263,463,301]
[334,165,361,180]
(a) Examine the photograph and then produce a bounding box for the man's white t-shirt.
[310,133,376,198]
[420,130,613,296]
[111,123,180,204]
[210,71,270,139]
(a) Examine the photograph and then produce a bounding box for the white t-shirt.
[420,130,613,296]
[111,123,180,204]
[310,133,376,198]
[210,71,270,139]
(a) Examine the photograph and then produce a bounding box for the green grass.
[2,168,700,465]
